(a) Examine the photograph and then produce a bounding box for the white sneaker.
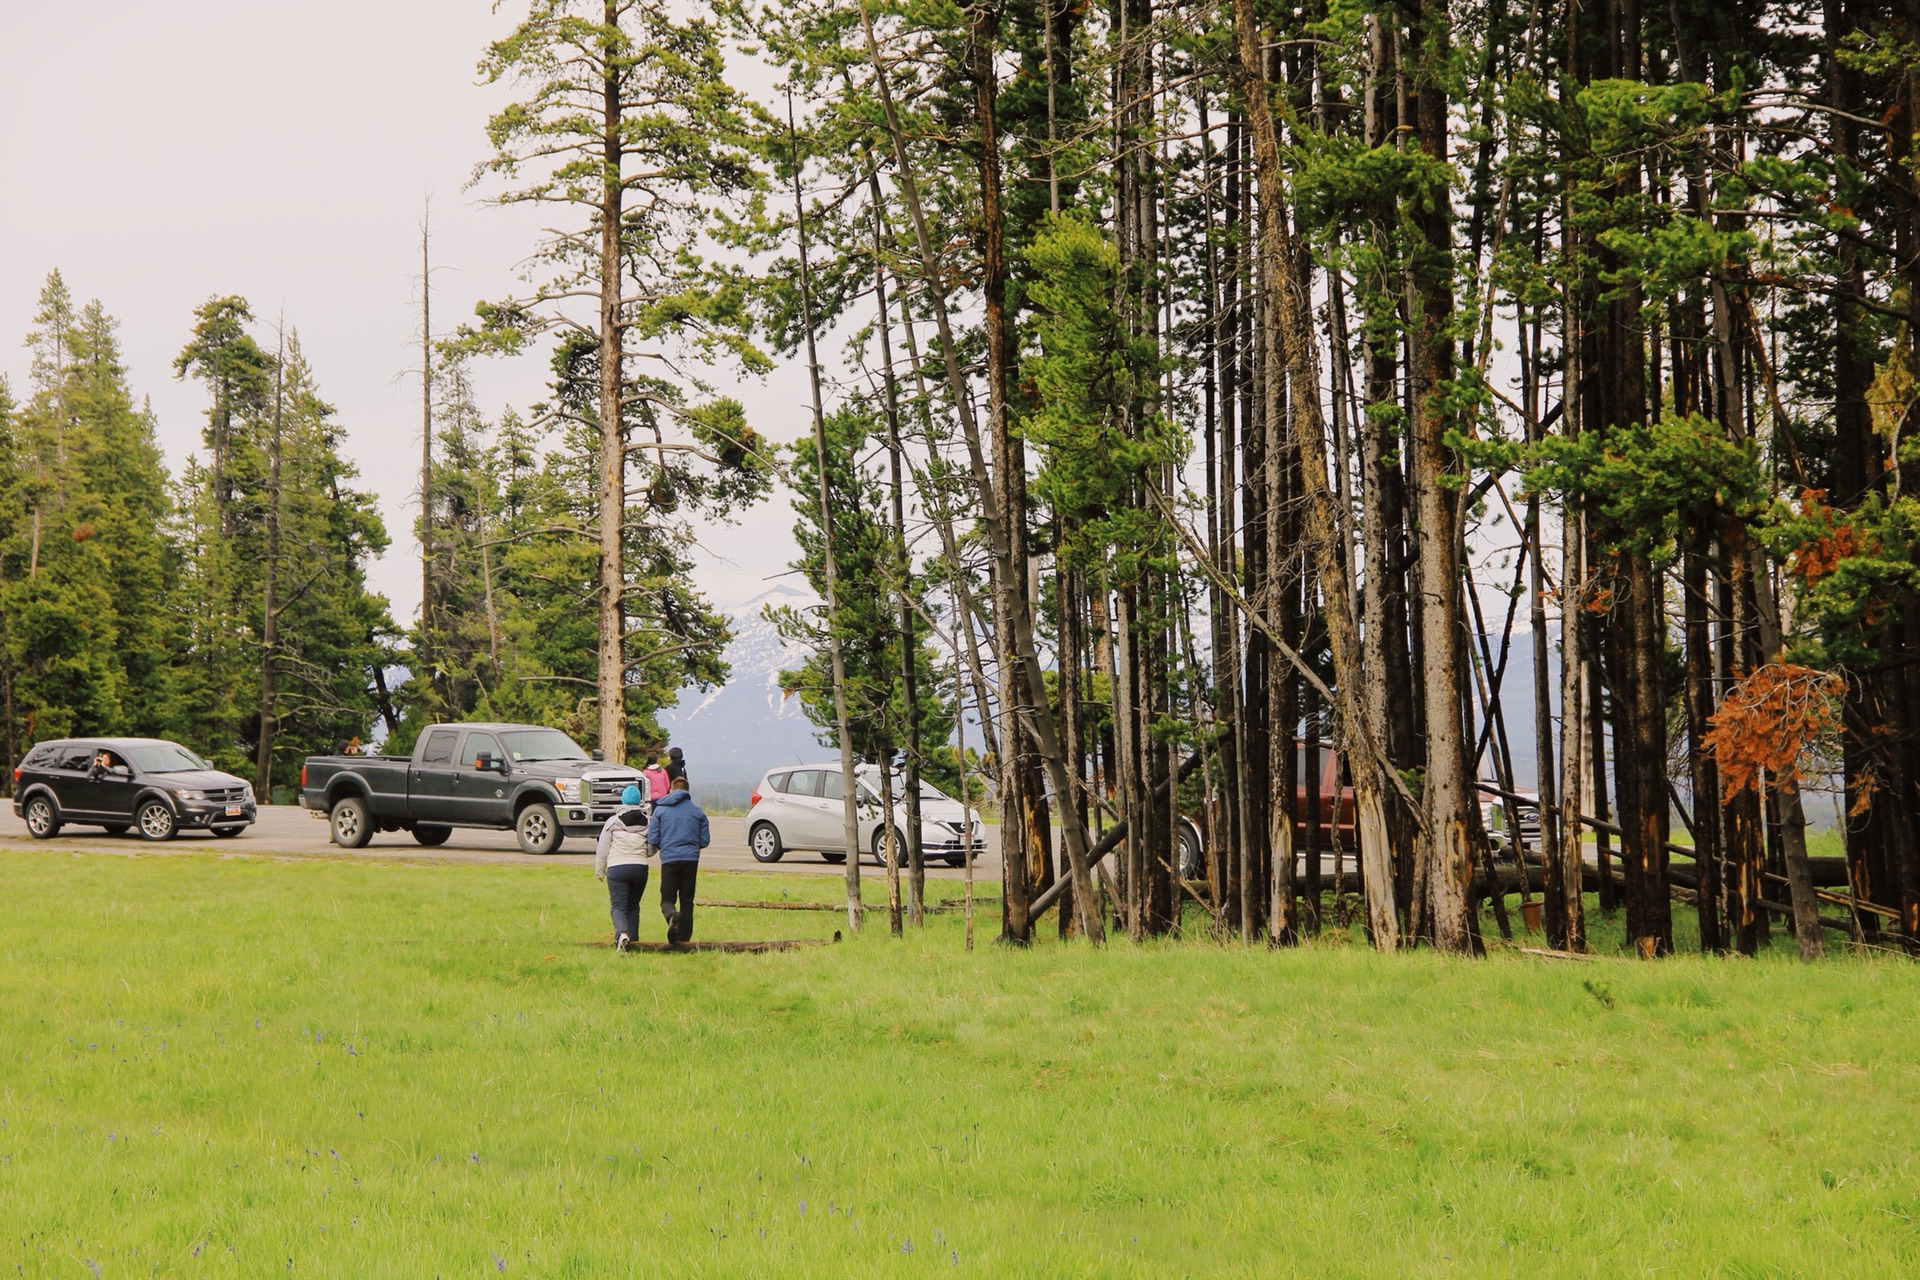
[616,933,631,952]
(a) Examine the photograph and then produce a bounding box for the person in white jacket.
[594,784,653,951]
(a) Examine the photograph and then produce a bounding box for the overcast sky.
[0,1,808,620]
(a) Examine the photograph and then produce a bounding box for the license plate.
[224,805,243,817]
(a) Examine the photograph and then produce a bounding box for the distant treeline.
[0,276,394,795]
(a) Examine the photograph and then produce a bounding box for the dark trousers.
[659,861,698,944]
[606,863,650,940]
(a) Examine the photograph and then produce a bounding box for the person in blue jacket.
[648,777,710,944]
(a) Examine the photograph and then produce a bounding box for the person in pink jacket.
[642,752,671,801]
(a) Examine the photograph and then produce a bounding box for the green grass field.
[2,849,1915,1277]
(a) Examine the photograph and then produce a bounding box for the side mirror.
[475,752,508,774]
[590,749,605,761]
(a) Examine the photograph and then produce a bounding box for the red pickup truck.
[1175,741,1355,878]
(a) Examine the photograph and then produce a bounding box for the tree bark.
[595,21,628,762]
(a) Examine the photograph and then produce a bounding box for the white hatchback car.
[745,763,982,866]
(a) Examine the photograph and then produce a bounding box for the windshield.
[127,743,212,773]
[861,776,953,804]
[499,729,590,763]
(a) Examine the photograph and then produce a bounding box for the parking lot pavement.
[0,803,1004,879]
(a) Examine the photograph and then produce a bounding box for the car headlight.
[172,789,205,802]
[242,784,255,802]
[554,779,579,802]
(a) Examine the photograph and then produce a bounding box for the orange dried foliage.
[1703,663,1844,804]
[1788,489,1870,586]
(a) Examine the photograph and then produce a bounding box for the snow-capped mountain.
[656,584,833,783]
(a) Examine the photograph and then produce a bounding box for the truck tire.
[330,795,373,849]
[516,803,563,855]
[412,824,452,847]
[22,794,61,839]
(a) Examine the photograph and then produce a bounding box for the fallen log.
[699,898,999,914]
[589,937,839,952]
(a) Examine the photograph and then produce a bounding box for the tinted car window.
[22,744,59,769]
[461,732,504,767]
[55,746,95,772]
[766,771,790,794]
[421,730,457,764]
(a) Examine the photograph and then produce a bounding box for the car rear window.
[766,771,790,794]
[22,744,58,769]
[421,730,457,764]
[55,746,95,772]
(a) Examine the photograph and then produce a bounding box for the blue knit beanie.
[621,784,643,806]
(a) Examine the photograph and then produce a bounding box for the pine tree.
[471,0,775,761]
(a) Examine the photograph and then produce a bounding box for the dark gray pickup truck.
[299,722,645,853]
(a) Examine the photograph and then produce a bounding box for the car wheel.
[871,826,906,868]
[1176,820,1205,881]
[748,822,784,863]
[412,824,452,847]
[23,795,61,839]
[210,826,245,839]
[330,795,373,849]
[821,850,846,865]
[516,803,563,855]
[101,823,129,836]
[135,800,177,842]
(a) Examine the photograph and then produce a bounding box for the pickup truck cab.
[299,723,645,854]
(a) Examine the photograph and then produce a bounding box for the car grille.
[202,787,248,804]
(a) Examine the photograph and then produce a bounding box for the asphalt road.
[0,802,1007,879]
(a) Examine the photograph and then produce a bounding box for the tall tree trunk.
[861,1,1104,941]
[1233,0,1399,950]
[255,335,284,797]
[788,97,864,932]
[869,211,925,927]
[595,31,628,761]
[420,211,435,696]
[1406,0,1476,952]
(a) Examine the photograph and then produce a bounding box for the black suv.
[11,738,257,841]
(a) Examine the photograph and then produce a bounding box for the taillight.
[300,765,307,787]
[750,790,761,808]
